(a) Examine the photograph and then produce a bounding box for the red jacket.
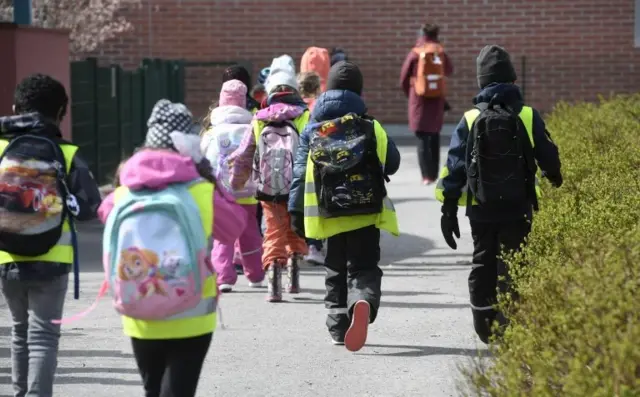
[400,38,453,134]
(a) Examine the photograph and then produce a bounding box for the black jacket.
[0,113,102,281]
[442,83,562,222]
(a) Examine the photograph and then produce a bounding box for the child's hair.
[222,65,251,90]
[421,23,440,40]
[297,72,321,99]
[14,74,68,121]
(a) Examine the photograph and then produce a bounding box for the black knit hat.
[326,61,363,96]
[476,45,517,89]
[222,65,251,91]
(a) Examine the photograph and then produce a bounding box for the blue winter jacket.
[288,89,401,214]
[442,83,562,222]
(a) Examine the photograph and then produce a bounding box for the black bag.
[0,134,75,256]
[466,97,536,208]
[309,113,386,218]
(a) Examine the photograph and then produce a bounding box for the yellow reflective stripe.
[236,196,258,205]
[253,111,310,142]
[464,106,535,148]
[464,109,481,131]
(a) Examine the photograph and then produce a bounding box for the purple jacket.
[98,150,245,246]
[400,38,453,134]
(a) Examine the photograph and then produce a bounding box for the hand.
[440,204,460,250]
[290,212,305,239]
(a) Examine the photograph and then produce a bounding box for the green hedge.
[467,95,640,397]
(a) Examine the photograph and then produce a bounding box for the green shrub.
[466,95,640,397]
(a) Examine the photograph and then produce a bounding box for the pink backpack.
[253,121,299,200]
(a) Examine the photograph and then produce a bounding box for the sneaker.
[422,178,435,185]
[330,333,345,345]
[219,284,233,293]
[305,246,325,266]
[286,254,301,294]
[344,300,371,352]
[248,280,263,288]
[266,262,283,302]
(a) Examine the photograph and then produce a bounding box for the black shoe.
[286,254,302,294]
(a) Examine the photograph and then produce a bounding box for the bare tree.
[0,0,140,55]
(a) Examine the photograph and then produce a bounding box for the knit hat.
[476,45,517,89]
[265,55,297,94]
[219,79,247,107]
[222,65,251,90]
[326,61,363,96]
[257,67,271,85]
[144,99,194,150]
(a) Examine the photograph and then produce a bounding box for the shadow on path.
[358,343,486,358]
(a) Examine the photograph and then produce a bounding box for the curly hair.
[14,74,68,121]
[297,72,321,99]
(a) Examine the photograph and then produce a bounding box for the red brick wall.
[95,0,640,124]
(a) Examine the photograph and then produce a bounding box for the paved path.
[0,144,486,397]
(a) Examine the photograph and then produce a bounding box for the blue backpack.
[102,180,211,320]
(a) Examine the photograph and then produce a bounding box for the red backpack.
[412,43,446,98]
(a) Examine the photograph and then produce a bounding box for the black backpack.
[466,97,536,208]
[309,113,387,218]
[0,134,78,256]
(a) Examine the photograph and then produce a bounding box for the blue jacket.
[442,83,562,221]
[288,89,400,214]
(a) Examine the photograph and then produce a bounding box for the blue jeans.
[1,274,68,397]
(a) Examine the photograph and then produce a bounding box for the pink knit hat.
[219,79,247,107]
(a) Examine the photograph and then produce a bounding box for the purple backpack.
[254,120,299,201]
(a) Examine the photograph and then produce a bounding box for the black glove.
[440,201,460,250]
[542,171,563,188]
[290,212,305,239]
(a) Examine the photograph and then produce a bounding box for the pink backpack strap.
[51,280,109,325]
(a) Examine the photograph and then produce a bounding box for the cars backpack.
[253,120,300,201]
[101,180,212,320]
[203,126,256,199]
[0,134,79,257]
[466,99,537,209]
[308,113,386,218]
[413,43,446,98]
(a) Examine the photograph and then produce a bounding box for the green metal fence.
[70,58,185,185]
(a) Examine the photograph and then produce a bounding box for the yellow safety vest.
[115,181,218,339]
[303,119,400,240]
[435,106,542,206]
[0,141,78,265]
[245,110,310,206]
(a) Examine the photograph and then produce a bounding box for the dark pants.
[324,226,382,339]
[307,239,323,250]
[131,333,212,397]
[256,202,263,236]
[416,133,440,180]
[468,219,531,343]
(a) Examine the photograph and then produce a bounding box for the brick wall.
[94,0,640,125]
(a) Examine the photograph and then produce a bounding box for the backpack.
[253,120,299,202]
[466,100,536,208]
[309,113,386,218]
[204,126,256,199]
[413,43,446,98]
[0,134,79,256]
[102,180,211,320]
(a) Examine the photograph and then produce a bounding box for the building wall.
[95,0,640,125]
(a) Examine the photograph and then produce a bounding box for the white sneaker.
[248,281,263,288]
[219,284,233,293]
[305,246,325,266]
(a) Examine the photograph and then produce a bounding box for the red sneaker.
[344,300,370,352]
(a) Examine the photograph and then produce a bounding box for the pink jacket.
[98,150,245,246]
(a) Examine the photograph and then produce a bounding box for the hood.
[209,105,253,127]
[120,150,200,190]
[300,47,331,92]
[0,113,62,139]
[255,102,305,123]
[311,90,366,122]
[473,83,524,114]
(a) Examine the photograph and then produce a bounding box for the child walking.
[229,55,310,302]
[98,99,245,397]
[289,61,401,351]
[201,80,265,292]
